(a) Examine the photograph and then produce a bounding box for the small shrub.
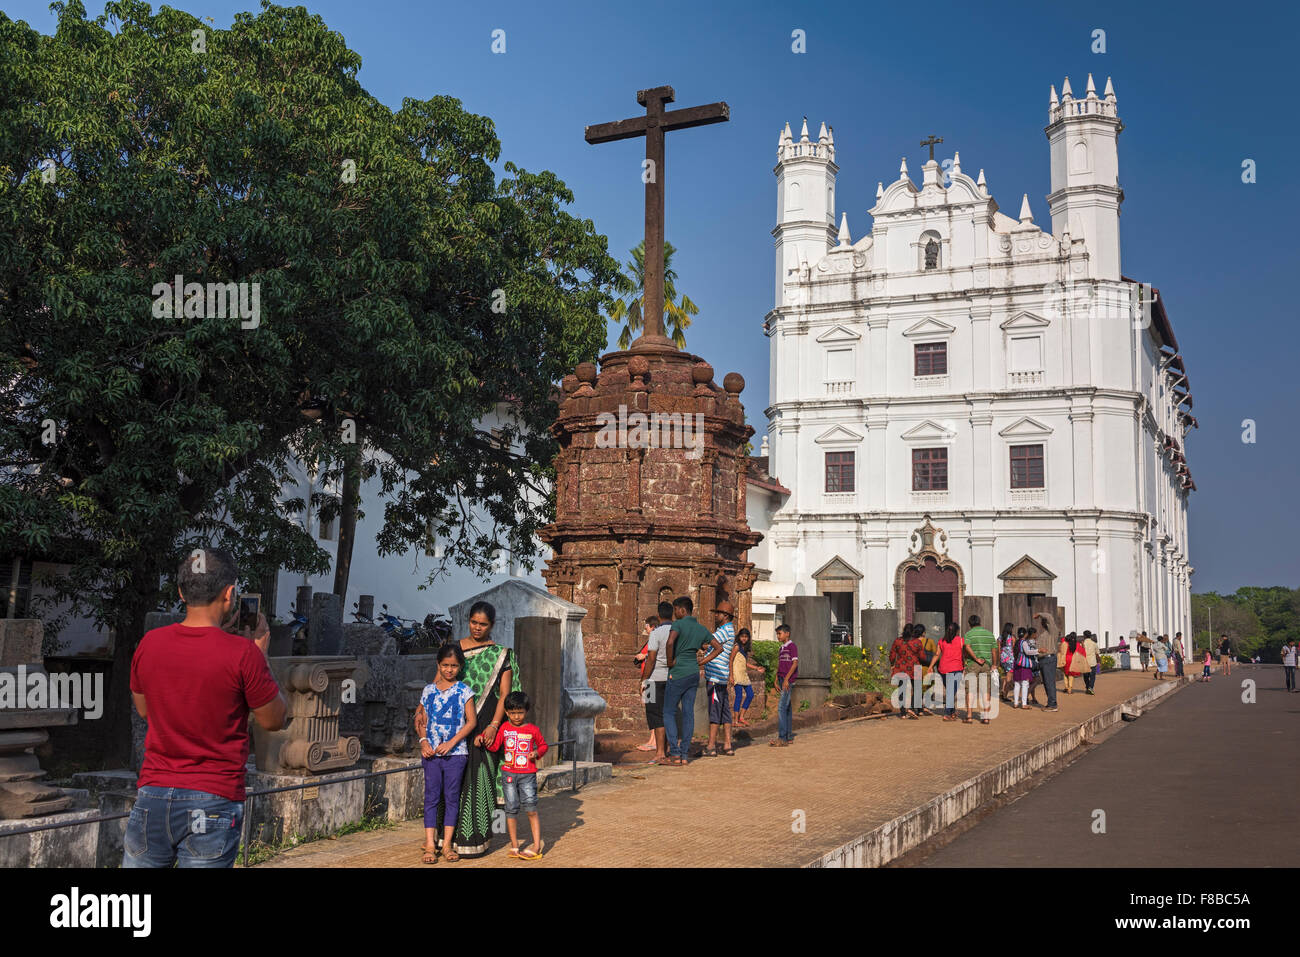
[1100,654,1116,670]
[751,639,780,691]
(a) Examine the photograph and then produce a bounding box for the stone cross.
[920,134,944,161]
[585,86,729,350]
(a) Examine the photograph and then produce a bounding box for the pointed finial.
[876,182,884,200]
[818,121,828,144]
[1018,193,1033,223]
[952,150,961,175]
[837,212,851,246]
[1049,84,1059,107]
[826,125,834,146]
[800,116,810,141]
[1103,76,1116,102]
[1085,73,1097,97]
[899,156,909,177]
[977,168,987,195]
[1061,76,1073,99]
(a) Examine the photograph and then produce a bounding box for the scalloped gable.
[900,419,957,441]
[872,177,918,214]
[1000,310,1051,330]
[902,316,956,338]
[815,324,861,343]
[998,416,1053,437]
[814,424,864,444]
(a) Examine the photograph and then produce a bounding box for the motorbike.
[286,602,310,655]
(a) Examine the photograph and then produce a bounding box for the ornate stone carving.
[253,657,368,774]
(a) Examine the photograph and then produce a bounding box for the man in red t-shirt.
[123,547,286,868]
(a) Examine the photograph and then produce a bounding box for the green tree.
[609,241,697,350]
[0,0,620,763]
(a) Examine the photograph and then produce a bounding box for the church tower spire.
[1046,72,1123,279]
[774,117,838,307]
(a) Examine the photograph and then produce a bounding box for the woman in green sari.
[438,600,520,858]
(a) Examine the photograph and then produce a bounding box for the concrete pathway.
[254,672,1181,868]
[916,663,1298,867]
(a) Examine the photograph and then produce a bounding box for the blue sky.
[8,0,1298,594]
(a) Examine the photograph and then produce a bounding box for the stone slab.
[0,805,100,867]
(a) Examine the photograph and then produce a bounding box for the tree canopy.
[1191,587,1300,660]
[0,0,620,761]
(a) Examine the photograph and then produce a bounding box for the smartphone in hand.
[239,593,261,632]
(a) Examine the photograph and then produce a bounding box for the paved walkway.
[917,663,1297,867]
[255,672,1177,868]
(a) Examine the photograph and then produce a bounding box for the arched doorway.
[893,515,965,637]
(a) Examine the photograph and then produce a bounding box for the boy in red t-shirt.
[486,690,548,860]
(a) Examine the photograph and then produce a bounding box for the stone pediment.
[903,317,956,339]
[900,419,957,442]
[812,555,863,580]
[998,554,1056,581]
[873,178,918,214]
[816,324,862,343]
[814,424,864,444]
[1000,311,1051,330]
[998,416,1053,437]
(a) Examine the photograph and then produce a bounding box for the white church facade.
[758,75,1196,649]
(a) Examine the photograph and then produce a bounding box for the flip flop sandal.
[721,748,736,756]
[421,848,438,865]
[652,756,674,766]
[519,842,544,860]
[701,748,718,757]
[442,848,460,862]
[507,846,522,858]
[980,718,991,725]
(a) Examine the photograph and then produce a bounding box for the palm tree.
[609,241,697,350]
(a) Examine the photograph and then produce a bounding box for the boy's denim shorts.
[502,771,538,815]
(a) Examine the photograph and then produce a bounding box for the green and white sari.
[448,641,520,857]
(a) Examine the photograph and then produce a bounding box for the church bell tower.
[1046,74,1123,280]
[773,118,838,307]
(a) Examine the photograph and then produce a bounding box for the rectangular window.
[912,447,948,491]
[914,342,947,376]
[825,451,855,493]
[1009,336,1042,371]
[825,348,852,382]
[1010,444,1045,489]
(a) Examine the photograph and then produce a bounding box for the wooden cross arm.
[585,102,730,144]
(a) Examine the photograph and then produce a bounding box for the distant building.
[758,76,1195,647]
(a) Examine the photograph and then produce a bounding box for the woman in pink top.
[937,622,984,722]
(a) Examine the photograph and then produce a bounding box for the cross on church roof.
[920,134,944,162]
[585,86,729,350]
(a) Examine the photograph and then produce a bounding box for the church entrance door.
[903,558,958,629]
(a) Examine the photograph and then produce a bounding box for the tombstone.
[450,579,605,763]
[514,617,562,770]
[962,595,994,633]
[357,594,375,621]
[783,596,831,708]
[0,620,79,818]
[861,608,897,665]
[252,656,368,774]
[308,592,343,656]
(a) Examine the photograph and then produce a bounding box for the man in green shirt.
[962,614,997,723]
[662,596,720,764]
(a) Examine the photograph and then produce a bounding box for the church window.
[912,448,948,491]
[1010,444,1045,489]
[825,451,855,493]
[924,240,939,269]
[914,342,947,376]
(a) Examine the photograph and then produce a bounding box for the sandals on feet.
[442,848,460,863]
[702,748,718,757]
[519,841,544,860]
[421,847,438,865]
[721,747,736,756]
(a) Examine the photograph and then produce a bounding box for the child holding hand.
[486,691,548,860]
[415,644,475,863]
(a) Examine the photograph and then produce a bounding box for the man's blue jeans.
[122,785,244,868]
[662,674,699,759]
[778,687,793,741]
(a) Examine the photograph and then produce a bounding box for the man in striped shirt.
[701,600,738,757]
